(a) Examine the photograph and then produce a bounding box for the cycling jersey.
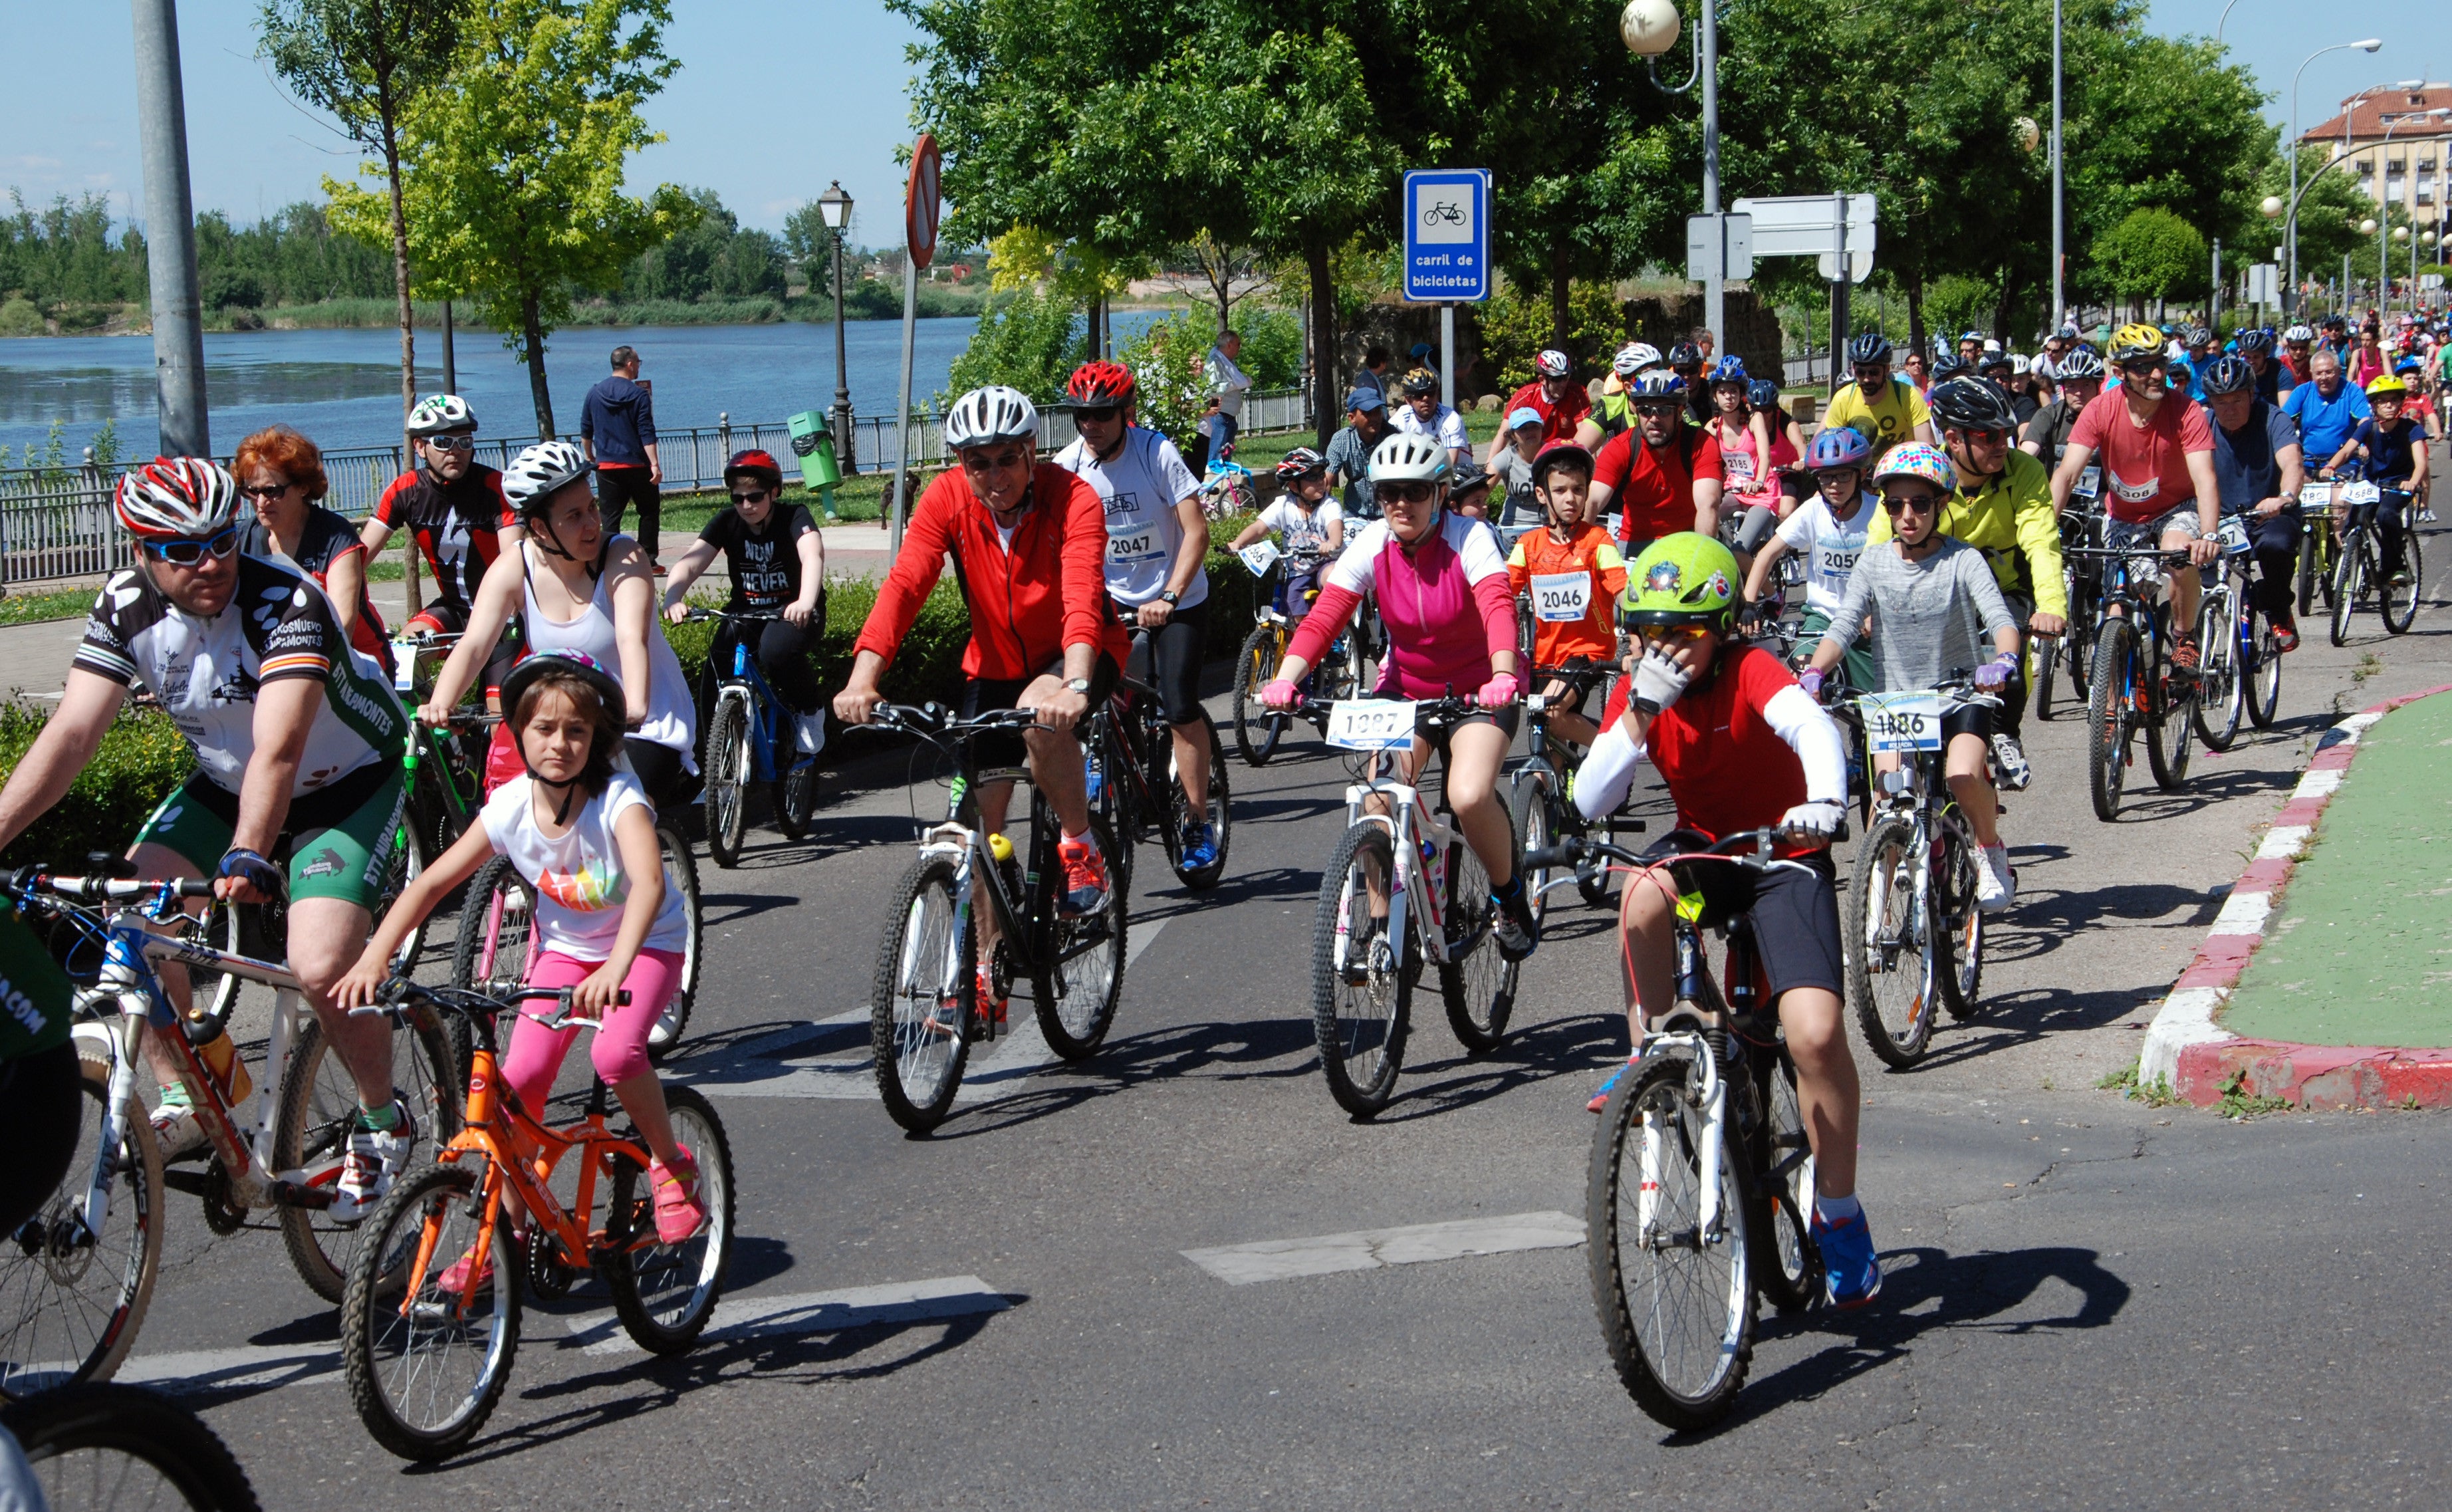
[1592,426,1722,545]
[240,503,390,666]
[1815,538,2019,695]
[1390,402,1471,454]
[2066,390,2213,523]
[855,463,1130,681]
[2023,396,2084,473]
[1254,496,1343,559]
[1505,523,1626,667]
[1500,380,1592,446]
[74,553,409,795]
[2205,400,2300,513]
[697,502,819,612]
[1713,418,1796,509]
[370,463,515,611]
[1054,426,1208,610]
[1288,512,1514,699]
[1596,646,1837,859]
[1865,449,2066,617]
[1773,493,1874,618]
[2280,378,2373,464]
[1823,377,1931,453]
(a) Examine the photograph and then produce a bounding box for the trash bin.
[788,410,843,521]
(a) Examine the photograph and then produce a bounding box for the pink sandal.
[650,1145,707,1244]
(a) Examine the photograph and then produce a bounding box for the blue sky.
[0,1,2437,243]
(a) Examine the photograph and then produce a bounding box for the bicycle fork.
[1636,1033,1729,1249]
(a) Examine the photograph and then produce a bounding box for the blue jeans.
[1212,412,1240,457]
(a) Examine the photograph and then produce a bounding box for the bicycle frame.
[708,612,806,788]
[1332,762,1461,975]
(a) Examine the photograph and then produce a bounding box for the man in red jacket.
[835,386,1131,925]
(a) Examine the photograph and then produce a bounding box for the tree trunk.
[380,119,422,618]
[1903,261,1928,362]
[523,293,555,438]
[1550,247,1572,354]
[1308,233,1337,449]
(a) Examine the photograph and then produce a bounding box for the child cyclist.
[335,651,707,1252]
[1741,426,1878,692]
[1229,447,1346,615]
[1505,441,1627,751]
[2322,373,2431,582]
[1566,533,1879,1308]
[1800,442,2022,910]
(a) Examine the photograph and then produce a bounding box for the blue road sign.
[1403,170,1491,303]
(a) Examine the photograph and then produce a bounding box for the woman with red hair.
[233,425,391,672]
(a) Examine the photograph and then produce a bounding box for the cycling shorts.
[132,761,404,914]
[1640,840,1843,1003]
[960,651,1121,771]
[1122,600,1210,727]
[1939,703,1995,745]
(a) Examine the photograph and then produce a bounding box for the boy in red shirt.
[1504,441,1626,749]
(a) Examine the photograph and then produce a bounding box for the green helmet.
[1622,533,1741,632]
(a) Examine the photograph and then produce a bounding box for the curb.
[2137,683,2452,1112]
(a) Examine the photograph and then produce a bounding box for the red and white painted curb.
[2137,684,2452,1111]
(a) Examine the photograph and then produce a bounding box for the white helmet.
[2284,324,2314,343]
[1613,342,1662,378]
[406,393,477,437]
[1534,348,1571,378]
[116,457,240,541]
[1367,431,1451,485]
[942,384,1040,451]
[503,440,594,513]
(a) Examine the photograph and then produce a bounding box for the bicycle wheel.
[2192,586,2242,753]
[0,1055,162,1400]
[1036,813,1130,1061]
[1747,1047,1820,1316]
[867,854,975,1135]
[1438,826,1517,1055]
[646,822,703,1064]
[189,900,283,1032]
[1507,770,1553,930]
[1309,822,1413,1119]
[1162,717,1231,890]
[2029,634,2059,722]
[2329,539,2362,646]
[1845,813,1935,1069]
[1933,824,1985,1021]
[2247,606,2283,730]
[771,759,818,842]
[1230,624,1285,767]
[703,692,751,868]
[2085,619,2133,822]
[2382,529,2421,634]
[1,1382,260,1511]
[2296,527,2317,618]
[605,1086,733,1354]
[340,1163,519,1462]
[449,855,535,999]
[1588,1054,1755,1430]
[2144,611,2195,792]
[272,1005,465,1305]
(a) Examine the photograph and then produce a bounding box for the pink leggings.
[501,948,685,1112]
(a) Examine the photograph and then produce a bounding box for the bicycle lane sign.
[1404,170,1491,303]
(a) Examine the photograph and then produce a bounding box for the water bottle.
[988,830,1023,900]
[1085,750,1104,806]
[186,1011,255,1108]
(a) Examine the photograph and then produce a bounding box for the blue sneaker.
[1812,1207,1883,1309]
[1179,820,1218,872]
[1586,1055,1638,1114]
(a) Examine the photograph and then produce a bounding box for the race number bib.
[2298,483,2336,510]
[1722,453,1757,487]
[2341,480,2382,505]
[1860,691,1943,753]
[2074,465,2101,499]
[1529,570,1594,623]
[1325,700,1417,751]
[1108,529,1165,563]
[390,640,418,692]
[2215,515,2251,557]
[1236,541,1282,576]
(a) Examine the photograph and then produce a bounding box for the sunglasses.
[143,525,240,565]
[1880,494,1939,515]
[2120,361,2165,378]
[239,480,293,500]
[1636,623,1713,648]
[1071,406,1122,424]
[729,488,771,505]
[423,434,476,452]
[1374,481,1438,505]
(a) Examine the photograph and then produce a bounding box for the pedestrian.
[1352,345,1394,406]
[581,344,665,574]
[1325,388,1395,520]
[1206,330,1253,460]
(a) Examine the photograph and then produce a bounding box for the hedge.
[0,701,193,870]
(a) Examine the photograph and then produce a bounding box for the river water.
[0,311,1165,461]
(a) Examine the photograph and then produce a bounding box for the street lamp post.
[2288,41,2384,316]
[1622,1,1718,346]
[2215,0,2246,45]
[2052,0,2064,328]
[2372,109,2452,313]
[817,181,856,474]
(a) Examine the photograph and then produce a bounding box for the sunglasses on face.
[143,525,240,565]
[1374,481,1438,505]
[729,488,771,505]
[961,449,1031,473]
[2120,361,2165,379]
[1071,406,1122,424]
[423,434,476,453]
[239,480,293,500]
[1636,623,1712,648]
[1880,493,1939,515]
[1961,428,2009,446]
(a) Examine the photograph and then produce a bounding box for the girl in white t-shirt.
[338,651,706,1250]
[1231,447,1346,614]
[1741,426,1877,692]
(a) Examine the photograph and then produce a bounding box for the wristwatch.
[1160,588,1181,606]
[1064,678,1092,695]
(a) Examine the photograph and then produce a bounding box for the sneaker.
[1492,884,1539,963]
[1989,732,2032,792]
[1812,1207,1884,1309]
[793,709,828,756]
[2273,620,2300,654]
[1178,820,1219,872]
[974,965,1008,1031]
[1587,1055,1639,1114]
[436,1244,494,1299]
[646,1004,685,1053]
[1058,832,1111,917]
[149,1100,209,1160]
[332,1100,416,1221]
[2421,508,2439,524]
[2169,635,2200,674]
[651,562,669,578]
[650,1144,707,1244]
[1974,844,2014,914]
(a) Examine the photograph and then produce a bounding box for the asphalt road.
[103,499,2452,1507]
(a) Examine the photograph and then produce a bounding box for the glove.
[1973,653,2017,691]
[1628,646,1693,715]
[1475,672,1520,709]
[1261,679,1303,711]
[1778,801,1846,844]
[217,846,285,901]
[1796,667,1826,703]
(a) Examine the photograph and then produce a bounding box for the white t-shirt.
[1256,496,1343,559]
[1391,402,1471,453]
[1054,427,1208,610]
[480,769,690,961]
[1773,492,1875,618]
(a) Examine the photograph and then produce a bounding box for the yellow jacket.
[1866,447,2066,618]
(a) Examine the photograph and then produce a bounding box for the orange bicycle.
[337,981,734,1461]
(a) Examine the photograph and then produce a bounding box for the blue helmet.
[1628,370,1687,400]
[1807,426,1872,471]
[1746,378,1781,410]
[1708,354,1749,386]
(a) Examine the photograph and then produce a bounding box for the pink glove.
[1475,672,1521,709]
[1796,668,1826,702]
[1261,679,1303,711]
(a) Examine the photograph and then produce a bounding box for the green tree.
[2093,206,2208,313]
[259,0,469,435]
[940,283,1086,404]
[781,201,839,298]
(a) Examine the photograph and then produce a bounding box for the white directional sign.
[1403,170,1491,302]
[1685,213,1755,281]
[2246,263,2280,305]
[1732,193,1878,283]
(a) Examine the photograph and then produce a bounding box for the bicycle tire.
[1162,717,1231,890]
[1588,1054,1755,1430]
[271,1006,465,1305]
[2330,539,2362,646]
[605,1086,733,1354]
[867,853,975,1135]
[2145,608,2194,792]
[340,1162,519,1462]
[1507,771,1553,930]
[1309,822,1412,1119]
[1437,823,1517,1055]
[772,759,818,841]
[1748,1046,1820,1315]
[2030,634,2058,722]
[1035,813,1130,1061]
[1230,625,1284,767]
[2193,586,2243,753]
[2086,619,2132,821]
[1,1382,260,1511]
[646,821,703,1065]
[2382,530,2421,634]
[384,821,432,976]
[2296,527,2317,618]
[1846,813,1935,1069]
[190,900,283,1032]
[0,1054,162,1400]
[704,693,751,868]
[2247,607,2283,730]
[448,854,535,1000]
[1934,821,1985,1021]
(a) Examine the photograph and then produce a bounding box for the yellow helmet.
[2364,372,2408,398]
[2105,324,2166,366]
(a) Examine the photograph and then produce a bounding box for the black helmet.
[2199,355,2257,397]
[1928,376,2019,434]
[1846,332,1894,366]
[1666,340,1704,368]
[2235,328,2276,356]
[1929,354,1973,383]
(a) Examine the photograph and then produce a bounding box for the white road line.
[1181,1211,1584,1286]
[116,1346,342,1395]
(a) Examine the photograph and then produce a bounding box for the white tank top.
[520,538,697,768]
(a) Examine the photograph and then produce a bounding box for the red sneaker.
[1058,833,1111,917]
[2273,621,2300,653]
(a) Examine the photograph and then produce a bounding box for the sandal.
[436,1244,493,1298]
[650,1144,707,1244]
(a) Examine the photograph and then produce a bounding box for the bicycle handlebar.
[1523,820,1848,875]
[10,868,217,904]
[1287,693,1491,729]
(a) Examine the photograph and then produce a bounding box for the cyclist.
[1665,341,1713,428]
[2049,324,2223,674]
[1505,441,1627,751]
[1704,359,1796,558]
[235,424,390,674]
[1258,432,1539,961]
[1823,333,1935,457]
[1487,406,1550,526]
[1391,366,1472,471]
[1802,443,2022,910]
[0,459,412,1213]
[2020,346,2105,474]
[1976,349,2039,428]
[1593,342,1664,439]
[2199,355,2306,652]
[1586,372,1723,547]
[1054,360,1219,871]
[834,385,1131,948]
[335,652,706,1253]
[2236,328,2284,404]
[1742,426,1878,692]
[1956,330,1986,367]
[2281,348,2372,480]
[659,448,830,759]
[360,393,522,703]
[2280,325,2316,391]
[1326,387,1396,521]
[2322,373,2429,586]
[1868,376,2064,790]
[1569,533,1878,1307]
[1486,348,1596,461]
[1230,447,1345,614]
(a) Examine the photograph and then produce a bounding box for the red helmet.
[1064,360,1137,406]
[116,456,240,541]
[723,448,784,489]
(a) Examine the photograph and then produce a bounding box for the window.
[2387,158,2406,176]
[2358,158,2374,176]
[2421,185,2437,205]
[2421,158,2439,174]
